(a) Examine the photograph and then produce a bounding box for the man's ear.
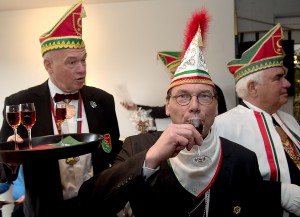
[165,99,170,116]
[44,58,52,74]
[247,80,258,97]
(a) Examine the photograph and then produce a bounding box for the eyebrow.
[174,89,213,95]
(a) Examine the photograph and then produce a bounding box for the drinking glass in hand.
[188,117,212,167]
[6,105,21,150]
[55,102,67,145]
[21,103,36,149]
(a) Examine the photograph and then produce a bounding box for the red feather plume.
[182,8,211,57]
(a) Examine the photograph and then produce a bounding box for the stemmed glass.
[6,105,21,150]
[188,117,212,167]
[20,103,36,149]
[55,102,67,145]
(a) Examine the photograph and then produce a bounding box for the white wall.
[0,0,235,139]
[236,0,300,43]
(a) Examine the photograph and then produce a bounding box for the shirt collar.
[48,79,79,99]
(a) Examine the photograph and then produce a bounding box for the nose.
[77,62,86,73]
[189,96,200,111]
[282,77,291,88]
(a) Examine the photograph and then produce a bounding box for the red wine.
[189,118,203,134]
[56,108,66,123]
[21,111,36,129]
[6,112,21,128]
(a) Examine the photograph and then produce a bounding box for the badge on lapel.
[233,206,241,215]
[101,133,112,153]
[90,101,97,108]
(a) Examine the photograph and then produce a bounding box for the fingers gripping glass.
[170,93,215,106]
[6,105,21,150]
[188,117,212,167]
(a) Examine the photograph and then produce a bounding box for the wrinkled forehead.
[46,48,87,59]
[263,66,286,77]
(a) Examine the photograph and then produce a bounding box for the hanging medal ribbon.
[50,92,83,164]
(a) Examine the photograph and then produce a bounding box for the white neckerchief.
[169,130,221,197]
[48,80,93,200]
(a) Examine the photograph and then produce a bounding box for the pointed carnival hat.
[157,51,182,74]
[39,0,86,56]
[168,8,214,92]
[227,23,284,83]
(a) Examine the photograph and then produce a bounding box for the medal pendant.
[65,156,80,165]
[66,104,76,119]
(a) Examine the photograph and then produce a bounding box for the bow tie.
[54,92,79,102]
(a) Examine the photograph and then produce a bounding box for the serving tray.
[0,133,103,163]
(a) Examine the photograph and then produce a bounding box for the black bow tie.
[53,92,79,102]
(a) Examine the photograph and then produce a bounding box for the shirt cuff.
[142,161,160,180]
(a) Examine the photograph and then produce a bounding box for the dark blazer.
[0,80,122,217]
[79,131,278,217]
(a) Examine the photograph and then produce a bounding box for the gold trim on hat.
[169,78,214,90]
[234,58,283,82]
[41,40,85,55]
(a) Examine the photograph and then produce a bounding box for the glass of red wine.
[55,102,67,145]
[6,105,21,150]
[20,103,36,149]
[188,116,212,167]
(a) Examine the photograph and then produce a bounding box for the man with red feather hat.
[79,8,267,217]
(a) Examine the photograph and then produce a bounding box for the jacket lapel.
[19,81,54,137]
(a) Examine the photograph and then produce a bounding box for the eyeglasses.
[169,92,215,106]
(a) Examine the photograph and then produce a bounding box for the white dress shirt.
[48,79,93,200]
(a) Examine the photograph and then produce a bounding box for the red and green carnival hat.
[227,23,284,83]
[39,0,86,56]
[168,8,214,93]
[157,51,182,74]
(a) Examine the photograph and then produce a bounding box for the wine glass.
[6,105,21,150]
[20,103,36,149]
[55,102,67,145]
[188,117,212,167]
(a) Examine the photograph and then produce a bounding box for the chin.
[76,81,85,87]
[279,99,289,107]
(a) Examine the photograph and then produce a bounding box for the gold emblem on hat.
[233,206,241,214]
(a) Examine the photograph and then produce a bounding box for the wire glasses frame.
[169,92,215,106]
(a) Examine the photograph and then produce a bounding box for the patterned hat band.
[41,38,85,55]
[169,70,215,91]
[234,56,283,83]
[169,78,214,91]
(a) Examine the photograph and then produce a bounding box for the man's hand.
[15,195,25,205]
[7,134,23,143]
[120,102,137,111]
[281,183,300,216]
[5,134,23,168]
[145,123,202,169]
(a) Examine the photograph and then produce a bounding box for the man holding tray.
[0,1,122,217]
